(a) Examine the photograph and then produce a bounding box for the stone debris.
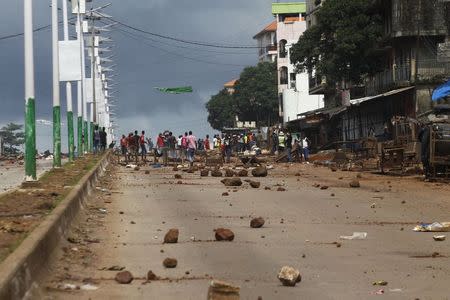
[211,170,223,177]
[115,271,134,284]
[349,180,360,188]
[145,170,150,174]
[277,187,286,192]
[249,181,261,189]
[320,186,329,190]
[164,228,179,243]
[264,186,271,190]
[277,266,301,287]
[134,166,140,171]
[172,166,179,172]
[221,178,242,187]
[237,169,248,177]
[222,192,229,196]
[147,270,159,281]
[174,174,182,179]
[163,257,178,268]
[215,228,235,241]
[252,166,268,177]
[207,280,240,300]
[250,217,265,228]
[225,169,236,177]
[201,169,210,177]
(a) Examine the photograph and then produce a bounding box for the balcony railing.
[365,60,450,96]
[258,44,277,57]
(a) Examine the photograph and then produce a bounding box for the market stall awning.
[349,86,415,105]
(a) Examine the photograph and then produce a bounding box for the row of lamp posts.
[24,0,117,181]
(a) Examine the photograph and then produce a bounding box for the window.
[280,67,288,85]
[290,73,296,89]
[279,39,287,58]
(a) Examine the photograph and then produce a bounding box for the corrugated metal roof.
[349,86,415,105]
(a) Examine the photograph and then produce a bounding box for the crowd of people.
[117,129,311,165]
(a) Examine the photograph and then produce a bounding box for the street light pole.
[76,10,84,157]
[91,14,97,153]
[62,0,74,162]
[24,0,36,181]
[52,0,62,167]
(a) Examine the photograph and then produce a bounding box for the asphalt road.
[0,159,55,192]
[37,162,450,300]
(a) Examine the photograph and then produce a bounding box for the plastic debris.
[80,284,99,291]
[340,232,367,240]
[413,222,450,232]
[373,280,388,286]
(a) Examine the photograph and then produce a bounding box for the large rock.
[200,169,210,177]
[164,228,179,243]
[249,181,261,189]
[277,266,301,287]
[250,217,265,228]
[207,280,240,300]
[174,174,182,179]
[221,178,242,187]
[115,271,134,284]
[163,257,178,268]
[252,166,268,177]
[224,169,235,177]
[349,180,360,188]
[237,169,248,177]
[211,170,223,177]
[215,228,235,241]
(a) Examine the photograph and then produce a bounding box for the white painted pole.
[24,0,37,181]
[52,0,62,167]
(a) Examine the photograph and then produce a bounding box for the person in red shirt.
[204,134,210,151]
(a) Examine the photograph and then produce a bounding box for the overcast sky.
[0,0,276,152]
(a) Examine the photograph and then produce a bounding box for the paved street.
[0,159,56,193]
[36,161,450,300]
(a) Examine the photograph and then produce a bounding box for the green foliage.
[0,123,25,154]
[205,89,236,131]
[233,62,278,126]
[290,0,384,85]
[206,62,278,130]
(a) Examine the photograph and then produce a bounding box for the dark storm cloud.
[0,0,274,149]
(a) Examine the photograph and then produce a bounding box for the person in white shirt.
[301,136,310,162]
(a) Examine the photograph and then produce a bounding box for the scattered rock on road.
[211,170,223,177]
[215,228,235,241]
[349,180,360,188]
[252,166,268,177]
[164,228,179,243]
[115,271,134,284]
[174,174,182,179]
[200,169,210,177]
[277,187,286,192]
[249,181,261,189]
[277,266,301,287]
[225,169,235,177]
[250,217,265,228]
[221,178,242,187]
[163,258,178,268]
[147,270,159,281]
[222,192,229,196]
[145,170,150,174]
[207,280,240,300]
[237,169,248,177]
[320,186,329,190]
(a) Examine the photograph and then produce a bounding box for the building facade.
[253,21,278,63]
[272,2,324,125]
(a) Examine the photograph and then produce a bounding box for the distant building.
[253,21,278,62]
[224,79,238,95]
[272,2,324,125]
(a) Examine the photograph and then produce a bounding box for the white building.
[253,21,278,63]
[272,2,324,124]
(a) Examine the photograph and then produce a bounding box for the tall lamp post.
[52,0,62,167]
[24,0,36,181]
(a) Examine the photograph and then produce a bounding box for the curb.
[0,152,111,300]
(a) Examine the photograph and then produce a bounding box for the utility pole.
[52,0,62,167]
[76,8,84,157]
[24,0,36,181]
[91,11,97,153]
[62,0,74,162]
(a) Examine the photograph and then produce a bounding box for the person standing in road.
[187,131,197,166]
[93,126,101,154]
[223,134,232,163]
[140,130,147,162]
[302,135,310,162]
[278,131,285,154]
[204,134,211,151]
[418,123,431,179]
[99,127,107,152]
[120,134,128,162]
[167,132,177,159]
[285,132,293,162]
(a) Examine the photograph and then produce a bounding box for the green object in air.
[67,111,74,162]
[77,116,83,157]
[53,105,61,167]
[154,86,193,94]
[84,120,88,154]
[272,2,306,14]
[25,97,36,180]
